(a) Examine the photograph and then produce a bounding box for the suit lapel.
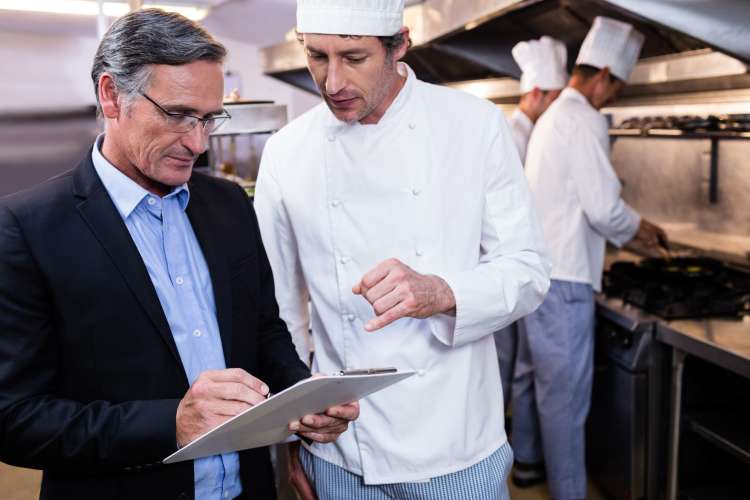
[73,155,184,369]
[186,181,234,364]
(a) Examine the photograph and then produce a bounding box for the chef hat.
[576,16,645,82]
[512,36,568,94]
[297,0,404,36]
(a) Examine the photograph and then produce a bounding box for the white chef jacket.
[255,64,550,484]
[524,87,641,292]
[509,108,534,164]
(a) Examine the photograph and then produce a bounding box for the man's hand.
[288,401,360,443]
[633,219,668,250]
[352,258,456,331]
[287,441,317,500]
[176,368,269,447]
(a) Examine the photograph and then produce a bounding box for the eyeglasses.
[140,93,231,134]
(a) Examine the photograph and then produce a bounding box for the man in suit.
[0,9,357,500]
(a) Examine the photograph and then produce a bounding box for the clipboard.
[163,369,414,464]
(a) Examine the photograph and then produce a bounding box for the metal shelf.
[610,129,750,139]
[685,412,750,466]
[609,129,750,204]
[678,484,749,500]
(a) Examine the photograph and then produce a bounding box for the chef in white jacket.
[514,17,666,499]
[254,1,550,499]
[508,36,568,163]
[495,35,568,416]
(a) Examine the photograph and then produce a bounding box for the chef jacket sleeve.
[429,109,551,347]
[569,120,641,247]
[254,151,313,366]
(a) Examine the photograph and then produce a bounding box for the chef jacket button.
[411,188,421,196]
[347,314,356,322]
[330,200,340,207]
[418,369,426,376]
[339,256,349,265]
[416,250,424,257]
[408,123,416,130]
[327,135,336,142]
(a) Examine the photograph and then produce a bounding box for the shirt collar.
[91,134,190,219]
[512,108,534,133]
[561,87,592,108]
[374,62,413,126]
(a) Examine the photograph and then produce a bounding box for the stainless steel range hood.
[260,0,750,99]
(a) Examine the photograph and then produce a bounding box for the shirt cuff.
[427,313,457,347]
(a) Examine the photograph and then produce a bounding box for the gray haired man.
[0,8,357,500]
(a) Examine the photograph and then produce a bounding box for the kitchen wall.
[0,28,320,196]
[0,31,319,117]
[607,101,750,249]
[0,31,100,112]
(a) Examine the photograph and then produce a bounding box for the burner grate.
[604,257,750,320]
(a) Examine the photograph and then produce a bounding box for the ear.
[98,73,121,119]
[598,66,611,83]
[393,26,410,61]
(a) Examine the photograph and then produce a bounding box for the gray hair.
[91,8,226,114]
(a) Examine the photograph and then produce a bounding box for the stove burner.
[603,257,750,320]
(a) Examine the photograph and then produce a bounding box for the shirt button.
[223,492,230,499]
[408,123,416,130]
[418,369,426,377]
[327,135,336,142]
[339,256,349,265]
[330,200,340,208]
[193,329,202,337]
[411,188,421,196]
[147,197,156,205]
[175,276,184,285]
[416,250,424,257]
[347,314,356,322]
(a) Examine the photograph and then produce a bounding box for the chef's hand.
[633,219,668,249]
[176,368,269,447]
[288,398,359,443]
[287,441,318,500]
[353,258,456,331]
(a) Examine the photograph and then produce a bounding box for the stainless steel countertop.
[601,248,750,379]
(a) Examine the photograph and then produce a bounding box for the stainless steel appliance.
[588,296,669,500]
[206,101,288,197]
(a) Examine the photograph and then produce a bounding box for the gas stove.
[603,257,750,320]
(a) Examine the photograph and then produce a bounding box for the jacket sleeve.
[239,184,311,390]
[254,149,313,367]
[569,119,641,247]
[0,204,180,471]
[430,109,552,347]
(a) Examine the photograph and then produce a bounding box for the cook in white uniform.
[508,36,568,164]
[254,1,551,499]
[495,36,568,417]
[514,17,667,499]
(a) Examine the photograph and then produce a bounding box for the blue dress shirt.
[92,137,242,500]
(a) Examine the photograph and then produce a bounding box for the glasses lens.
[166,115,198,133]
[205,116,229,134]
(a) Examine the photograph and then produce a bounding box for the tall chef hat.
[512,36,568,94]
[297,0,404,36]
[575,16,645,82]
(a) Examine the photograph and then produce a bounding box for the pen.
[337,367,398,376]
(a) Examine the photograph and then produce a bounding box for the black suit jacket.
[0,153,311,500]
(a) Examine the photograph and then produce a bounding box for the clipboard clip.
[337,367,398,376]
